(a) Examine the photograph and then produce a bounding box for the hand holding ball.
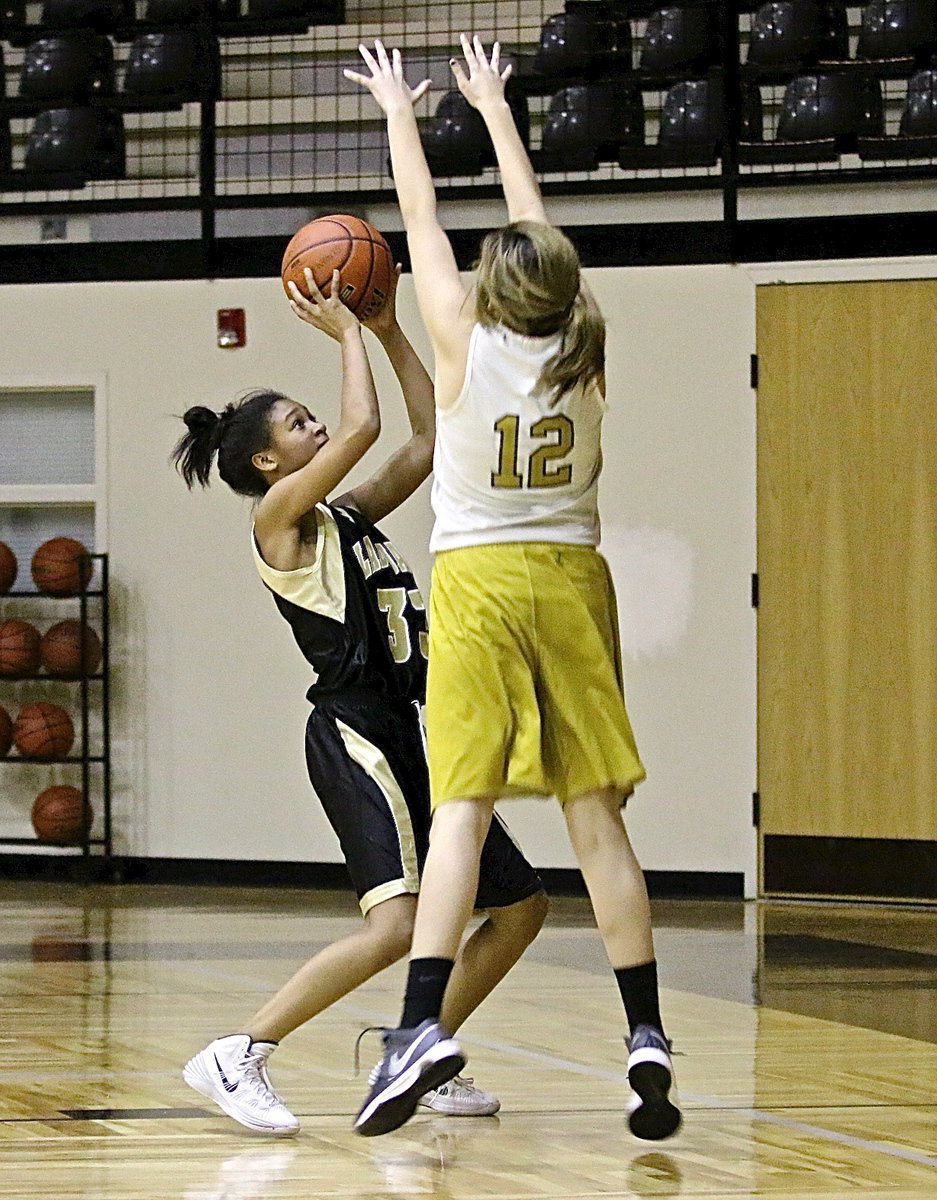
[282,215,394,322]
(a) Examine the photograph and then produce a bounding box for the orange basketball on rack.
[281,214,394,321]
[13,702,75,760]
[0,541,16,593]
[0,704,11,757]
[0,619,42,677]
[32,785,91,846]
[40,620,103,679]
[31,537,93,597]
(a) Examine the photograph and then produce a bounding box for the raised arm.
[335,266,436,524]
[253,270,380,555]
[344,42,472,380]
[450,35,548,225]
[452,35,602,318]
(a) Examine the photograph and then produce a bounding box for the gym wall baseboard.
[763,836,937,902]
[0,853,744,900]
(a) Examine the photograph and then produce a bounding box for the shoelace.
[236,1049,284,1110]
[440,1074,473,1089]
[354,1025,387,1079]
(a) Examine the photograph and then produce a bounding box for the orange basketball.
[0,541,16,592]
[31,537,93,596]
[13,702,75,760]
[281,214,394,322]
[40,620,103,679]
[0,704,11,757]
[32,785,92,846]
[0,619,42,677]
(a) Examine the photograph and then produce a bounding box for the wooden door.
[757,281,937,896]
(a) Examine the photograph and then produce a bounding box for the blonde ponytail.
[539,291,605,401]
[474,221,605,401]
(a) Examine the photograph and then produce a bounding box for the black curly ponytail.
[171,390,288,498]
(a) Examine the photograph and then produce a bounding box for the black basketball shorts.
[304,693,543,915]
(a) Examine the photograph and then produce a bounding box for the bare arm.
[452,36,602,316]
[254,270,380,551]
[450,36,546,224]
[336,267,436,524]
[345,42,472,378]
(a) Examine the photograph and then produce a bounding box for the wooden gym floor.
[0,881,935,1199]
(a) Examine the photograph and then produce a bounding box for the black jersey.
[251,503,427,704]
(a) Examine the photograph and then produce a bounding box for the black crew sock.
[614,960,664,1038]
[400,957,455,1029]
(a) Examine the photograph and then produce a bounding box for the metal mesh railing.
[1,3,937,220]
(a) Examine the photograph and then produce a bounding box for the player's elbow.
[340,413,380,452]
[401,197,438,230]
[357,413,382,444]
[409,432,435,481]
[511,208,551,226]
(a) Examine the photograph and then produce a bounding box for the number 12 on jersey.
[491,414,575,489]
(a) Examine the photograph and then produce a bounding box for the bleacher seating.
[19,34,114,104]
[538,81,644,171]
[857,0,937,64]
[859,68,937,157]
[143,0,215,21]
[747,1,848,69]
[0,1,934,208]
[419,85,530,177]
[24,104,124,176]
[40,1,127,33]
[640,4,721,74]
[122,30,217,103]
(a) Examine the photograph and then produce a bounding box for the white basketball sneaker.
[183,1034,299,1136]
[418,1074,501,1116]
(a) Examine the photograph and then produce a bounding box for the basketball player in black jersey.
[171,264,547,1135]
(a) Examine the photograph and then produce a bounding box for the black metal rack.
[0,552,112,863]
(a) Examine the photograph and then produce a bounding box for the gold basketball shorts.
[426,542,646,809]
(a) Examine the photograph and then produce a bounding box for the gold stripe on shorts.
[335,718,420,913]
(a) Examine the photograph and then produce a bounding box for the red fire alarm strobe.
[217,308,246,348]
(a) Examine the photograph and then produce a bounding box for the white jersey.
[430,321,604,552]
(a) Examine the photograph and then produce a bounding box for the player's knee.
[523,888,550,939]
[496,888,549,946]
[363,899,416,966]
[380,924,413,967]
[565,788,626,862]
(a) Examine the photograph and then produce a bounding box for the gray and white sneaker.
[418,1074,500,1116]
[626,1024,681,1140]
[183,1034,299,1136]
[354,1020,465,1137]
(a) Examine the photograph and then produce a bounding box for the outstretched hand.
[288,268,360,341]
[344,40,431,114]
[449,34,512,111]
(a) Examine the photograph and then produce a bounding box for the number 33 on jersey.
[252,502,428,703]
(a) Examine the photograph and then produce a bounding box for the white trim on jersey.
[250,504,346,624]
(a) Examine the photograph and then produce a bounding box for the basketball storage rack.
[0,552,112,869]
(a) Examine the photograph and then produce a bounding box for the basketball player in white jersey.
[172,263,547,1135]
[346,36,681,1141]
